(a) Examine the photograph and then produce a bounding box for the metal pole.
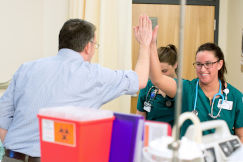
[170,0,186,161]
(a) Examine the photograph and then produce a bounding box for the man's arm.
[0,128,7,142]
[149,26,177,98]
[133,15,152,89]
[0,72,18,141]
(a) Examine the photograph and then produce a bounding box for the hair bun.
[167,44,177,53]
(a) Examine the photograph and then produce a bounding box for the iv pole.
[169,0,186,161]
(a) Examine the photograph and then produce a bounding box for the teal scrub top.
[0,140,4,160]
[181,78,243,136]
[137,80,175,126]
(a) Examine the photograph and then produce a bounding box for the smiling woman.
[149,40,243,142]
[195,43,227,88]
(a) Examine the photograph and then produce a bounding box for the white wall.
[0,0,69,96]
[218,0,228,55]
[0,0,44,82]
[218,0,243,92]
[225,0,243,92]
[42,0,69,58]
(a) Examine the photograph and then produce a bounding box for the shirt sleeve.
[235,91,243,128]
[0,74,17,130]
[95,65,139,104]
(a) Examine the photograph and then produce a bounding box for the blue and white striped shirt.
[0,48,139,157]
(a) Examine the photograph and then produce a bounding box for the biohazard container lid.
[38,106,114,121]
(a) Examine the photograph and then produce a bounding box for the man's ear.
[83,42,91,54]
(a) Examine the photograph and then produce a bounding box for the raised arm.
[149,26,177,98]
[133,15,152,89]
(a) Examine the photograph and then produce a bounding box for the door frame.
[132,0,219,44]
[131,0,219,113]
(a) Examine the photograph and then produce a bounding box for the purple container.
[109,112,144,162]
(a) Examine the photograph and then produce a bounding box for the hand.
[133,15,152,47]
[151,25,159,44]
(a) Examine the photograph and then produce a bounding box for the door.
[131,4,215,113]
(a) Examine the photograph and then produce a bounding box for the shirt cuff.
[125,70,139,95]
[0,118,12,130]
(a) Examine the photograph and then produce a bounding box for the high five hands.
[133,15,159,46]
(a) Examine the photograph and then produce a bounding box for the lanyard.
[193,79,225,118]
[145,86,159,103]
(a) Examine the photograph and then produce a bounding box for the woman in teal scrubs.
[147,26,243,142]
[136,44,177,126]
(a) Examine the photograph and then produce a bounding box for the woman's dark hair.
[196,42,227,89]
[157,44,177,66]
[58,19,96,52]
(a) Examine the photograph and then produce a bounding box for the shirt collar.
[58,48,84,61]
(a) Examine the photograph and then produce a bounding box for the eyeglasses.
[193,60,219,69]
[90,41,100,49]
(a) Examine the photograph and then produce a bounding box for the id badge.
[144,101,151,112]
[218,99,233,110]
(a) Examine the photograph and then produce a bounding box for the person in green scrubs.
[136,44,177,126]
[146,26,243,142]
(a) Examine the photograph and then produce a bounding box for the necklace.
[199,82,219,105]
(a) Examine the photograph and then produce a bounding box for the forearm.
[150,43,177,98]
[136,110,147,119]
[0,128,7,142]
[149,43,160,84]
[238,137,243,143]
[135,45,150,89]
[235,127,243,143]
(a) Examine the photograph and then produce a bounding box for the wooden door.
[131,4,215,113]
